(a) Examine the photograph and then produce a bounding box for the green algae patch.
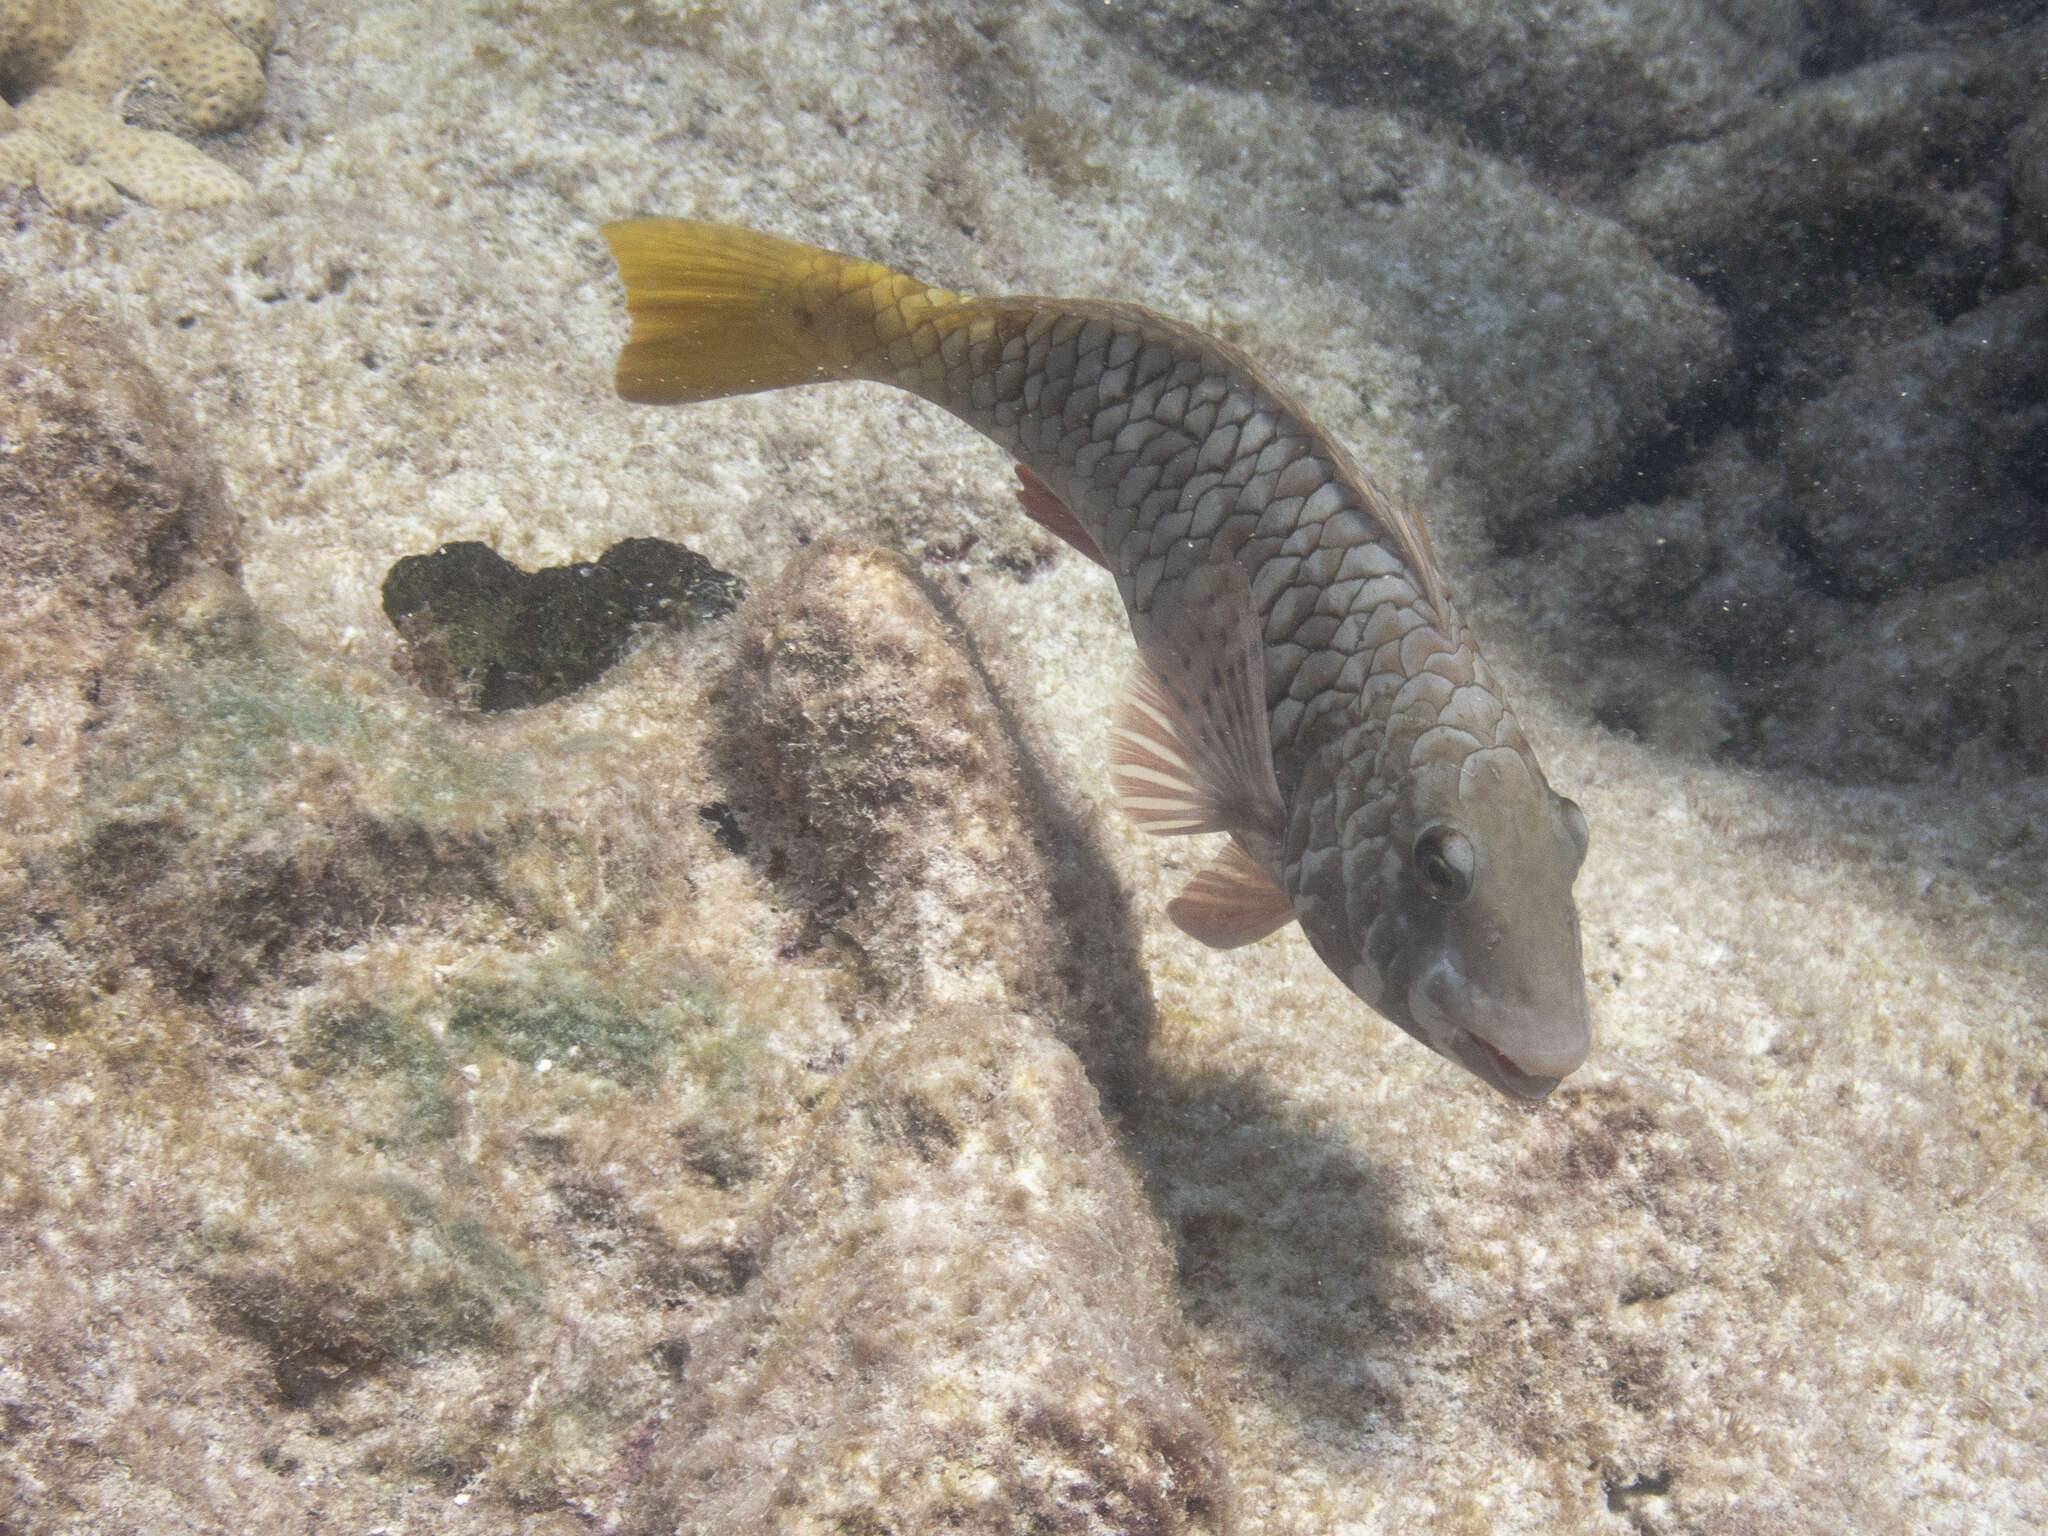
[108,572,533,818]
[382,537,742,711]
[446,980,688,1084]
[299,940,752,1132]
[72,576,553,1001]
[295,1004,459,1145]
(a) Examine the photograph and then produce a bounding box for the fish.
[602,218,1592,1100]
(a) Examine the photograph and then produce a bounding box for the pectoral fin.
[1013,464,1111,570]
[1167,839,1296,949]
[1111,557,1285,846]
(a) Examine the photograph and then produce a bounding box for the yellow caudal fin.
[601,218,960,405]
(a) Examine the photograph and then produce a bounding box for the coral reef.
[0,0,274,214]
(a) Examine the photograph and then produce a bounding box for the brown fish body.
[605,220,1591,1098]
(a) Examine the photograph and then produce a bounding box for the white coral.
[0,0,274,215]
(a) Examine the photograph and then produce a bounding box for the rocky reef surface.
[3,2,2044,1532]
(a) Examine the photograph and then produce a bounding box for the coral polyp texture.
[0,0,275,214]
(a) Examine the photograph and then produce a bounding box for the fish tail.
[602,218,966,405]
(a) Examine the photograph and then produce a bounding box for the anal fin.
[1167,839,1296,949]
[1014,464,1111,570]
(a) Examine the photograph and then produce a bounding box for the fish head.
[1338,744,1591,1101]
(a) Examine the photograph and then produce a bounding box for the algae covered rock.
[1504,286,2048,780]
[1782,286,2048,603]
[722,539,1151,1102]
[1083,0,1800,175]
[0,300,243,1039]
[1619,32,2043,342]
[0,301,240,834]
[72,582,531,1005]
[627,1009,1231,1535]
[200,1169,544,1404]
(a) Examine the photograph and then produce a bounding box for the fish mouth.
[1451,1031,1564,1103]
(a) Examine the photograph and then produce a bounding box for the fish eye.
[1412,825,1475,904]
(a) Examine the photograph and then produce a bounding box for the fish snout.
[1451,1031,1566,1101]
[1466,993,1591,1100]
[1413,957,1591,1100]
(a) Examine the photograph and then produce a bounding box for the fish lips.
[1405,963,1585,1101]
[1449,1030,1565,1102]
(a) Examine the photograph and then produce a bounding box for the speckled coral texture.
[2,2,2045,1533]
[0,0,274,214]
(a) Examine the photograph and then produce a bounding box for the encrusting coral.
[0,0,274,214]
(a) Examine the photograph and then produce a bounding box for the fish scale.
[911,303,1469,824]
[604,219,1591,1099]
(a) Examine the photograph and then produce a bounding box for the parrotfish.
[603,219,1591,1099]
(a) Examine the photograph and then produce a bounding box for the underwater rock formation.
[627,1009,1230,1535]
[1783,286,2047,603]
[0,302,246,1038]
[1281,115,1734,541]
[1506,16,2044,780]
[0,0,275,214]
[1084,0,1800,175]
[74,580,535,1005]
[0,301,240,840]
[1620,31,2042,346]
[723,539,1152,1104]
[1080,0,2047,783]
[1509,285,2048,777]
